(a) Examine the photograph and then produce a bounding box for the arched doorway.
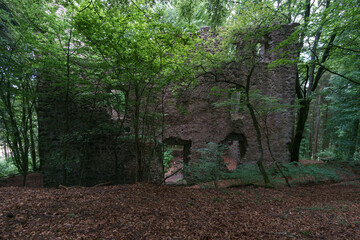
[221,132,248,167]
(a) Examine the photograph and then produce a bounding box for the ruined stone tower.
[163,24,298,167]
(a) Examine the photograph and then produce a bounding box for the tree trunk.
[22,172,27,187]
[321,104,330,150]
[313,95,321,159]
[62,29,73,186]
[263,117,291,187]
[4,143,8,160]
[247,101,271,186]
[134,84,142,182]
[348,119,359,161]
[21,90,30,186]
[29,107,37,171]
[245,66,271,187]
[290,0,336,162]
[290,98,311,162]
[308,113,313,159]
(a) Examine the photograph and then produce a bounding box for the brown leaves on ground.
[1,181,360,240]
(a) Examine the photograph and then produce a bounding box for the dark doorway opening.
[221,133,248,167]
[163,137,192,184]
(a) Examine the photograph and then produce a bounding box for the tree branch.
[317,63,360,85]
[160,168,184,185]
[332,44,360,54]
[311,33,337,92]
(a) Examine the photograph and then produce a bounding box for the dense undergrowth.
[182,142,359,188]
[187,160,359,189]
[0,159,19,178]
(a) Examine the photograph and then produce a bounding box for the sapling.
[186,142,228,189]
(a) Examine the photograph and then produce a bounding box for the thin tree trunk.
[348,119,359,161]
[62,29,73,186]
[245,66,271,187]
[308,113,313,159]
[263,116,291,187]
[29,105,37,171]
[313,95,321,159]
[139,79,155,182]
[309,101,316,159]
[4,143,8,160]
[322,104,330,150]
[161,88,166,181]
[22,172,27,187]
[113,147,120,184]
[21,91,29,186]
[291,98,311,162]
[247,102,271,186]
[134,84,142,182]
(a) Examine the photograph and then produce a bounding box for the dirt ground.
[1,177,360,239]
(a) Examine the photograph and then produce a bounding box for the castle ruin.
[38,24,298,187]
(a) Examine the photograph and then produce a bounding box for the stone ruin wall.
[164,24,298,166]
[37,80,164,187]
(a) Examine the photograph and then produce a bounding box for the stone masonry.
[163,24,298,167]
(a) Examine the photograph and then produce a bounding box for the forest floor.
[1,172,360,239]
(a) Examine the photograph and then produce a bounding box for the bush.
[316,150,336,161]
[184,142,353,188]
[0,158,19,178]
[184,142,227,188]
[221,164,264,184]
[268,162,341,184]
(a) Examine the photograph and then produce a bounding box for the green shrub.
[221,163,264,184]
[184,142,227,188]
[269,162,341,184]
[316,150,336,161]
[0,158,19,178]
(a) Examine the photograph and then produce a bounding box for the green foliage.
[221,164,264,184]
[185,200,194,207]
[316,150,336,161]
[269,162,342,184]
[299,135,311,159]
[185,142,227,188]
[301,230,311,236]
[325,77,360,161]
[215,88,291,118]
[0,0,203,184]
[0,158,19,178]
[159,0,229,29]
[0,0,40,179]
[180,149,350,188]
[71,0,200,182]
[223,162,351,187]
[163,147,174,171]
